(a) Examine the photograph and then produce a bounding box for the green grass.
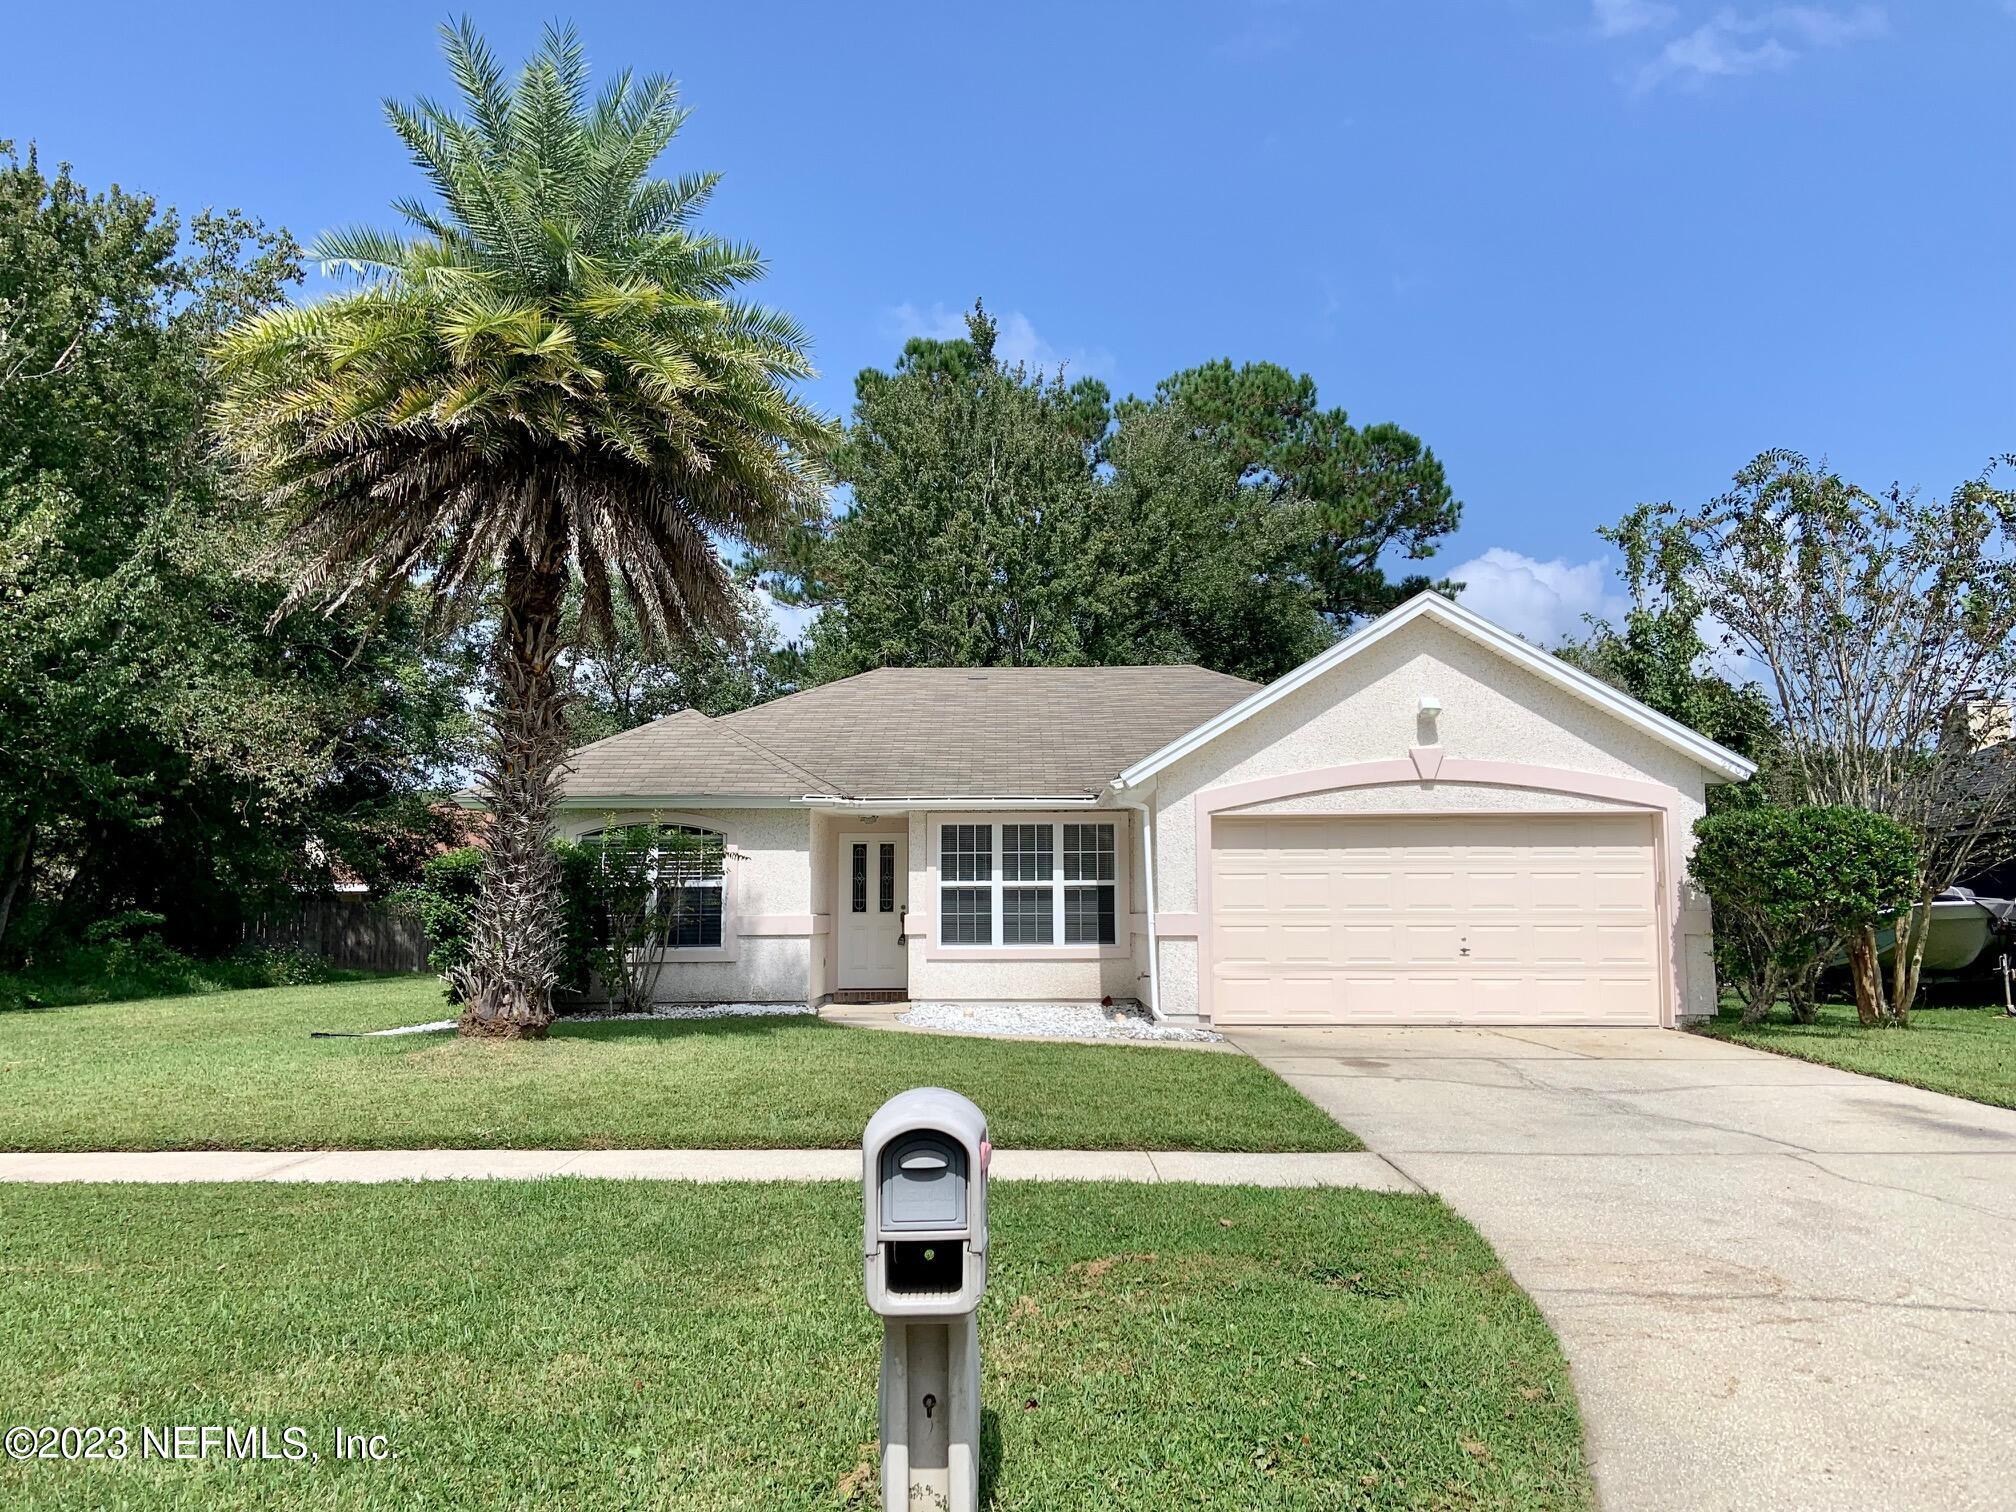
[0,1180,1588,1510]
[0,977,1354,1153]
[1699,999,2016,1108]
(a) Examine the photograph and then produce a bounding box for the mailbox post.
[863,1088,989,1512]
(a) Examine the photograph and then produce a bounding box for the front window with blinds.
[650,827,727,948]
[582,824,727,950]
[939,820,1117,947]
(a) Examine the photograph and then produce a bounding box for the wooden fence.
[248,894,430,974]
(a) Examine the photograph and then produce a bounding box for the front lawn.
[1698,999,2016,1108]
[0,1180,1588,1510]
[0,977,1353,1153]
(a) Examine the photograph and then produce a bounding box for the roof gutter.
[797,795,1104,808]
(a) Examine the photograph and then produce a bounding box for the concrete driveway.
[1228,1024,2016,1512]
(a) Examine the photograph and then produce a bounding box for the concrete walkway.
[1228,1023,2016,1512]
[0,1147,1414,1189]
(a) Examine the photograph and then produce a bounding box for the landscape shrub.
[389,844,597,1003]
[1690,806,1919,1024]
[0,933,339,1011]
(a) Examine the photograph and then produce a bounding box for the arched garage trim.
[1187,758,1696,1027]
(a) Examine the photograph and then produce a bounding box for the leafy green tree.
[1137,359,1461,623]
[1690,806,1918,1025]
[774,307,1103,678]
[213,22,834,1037]
[563,577,781,747]
[0,143,473,957]
[1081,405,1332,681]
[1611,450,2016,1023]
[767,306,1333,683]
[1557,507,1778,798]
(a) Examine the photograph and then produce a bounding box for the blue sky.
[10,1,2011,644]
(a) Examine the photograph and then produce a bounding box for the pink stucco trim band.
[1191,759,1695,1028]
[737,914,818,937]
[1155,913,1202,939]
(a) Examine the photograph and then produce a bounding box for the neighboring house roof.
[559,665,1259,803]
[1113,591,1759,788]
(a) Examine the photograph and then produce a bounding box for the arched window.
[580,823,728,951]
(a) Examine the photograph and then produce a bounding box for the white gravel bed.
[898,1001,1222,1043]
[364,1003,814,1037]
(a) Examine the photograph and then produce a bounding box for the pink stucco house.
[554,592,1754,1027]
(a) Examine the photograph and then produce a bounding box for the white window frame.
[925,814,1126,959]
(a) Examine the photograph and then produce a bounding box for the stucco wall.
[1148,618,1717,1022]
[556,805,815,1003]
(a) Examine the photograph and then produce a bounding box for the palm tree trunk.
[455,530,572,1039]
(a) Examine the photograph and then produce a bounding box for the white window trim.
[922,813,1128,961]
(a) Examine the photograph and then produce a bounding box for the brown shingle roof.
[558,665,1258,802]
[562,708,831,801]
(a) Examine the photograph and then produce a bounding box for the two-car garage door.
[1208,814,1662,1026]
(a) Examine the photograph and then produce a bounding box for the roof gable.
[1112,593,1758,789]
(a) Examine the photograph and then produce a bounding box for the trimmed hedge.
[1690,805,1918,1023]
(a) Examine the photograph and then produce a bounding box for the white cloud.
[753,584,822,646]
[1772,3,1888,44]
[1592,0,1678,37]
[1447,547,1630,649]
[884,302,1113,379]
[1631,4,1887,91]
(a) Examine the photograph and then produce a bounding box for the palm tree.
[213,20,834,1037]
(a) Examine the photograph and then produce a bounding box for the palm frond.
[213,19,839,651]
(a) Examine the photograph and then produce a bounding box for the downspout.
[1114,787,1162,1020]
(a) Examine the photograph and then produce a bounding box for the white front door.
[836,831,908,991]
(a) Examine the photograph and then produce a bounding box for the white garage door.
[1208,814,1662,1026]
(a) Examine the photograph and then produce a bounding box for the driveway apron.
[1229,1024,2016,1512]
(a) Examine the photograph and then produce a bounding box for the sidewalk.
[0,1148,1415,1188]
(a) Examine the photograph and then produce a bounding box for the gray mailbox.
[863,1086,989,1318]
[862,1088,989,1512]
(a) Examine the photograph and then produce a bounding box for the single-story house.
[555,592,1755,1027]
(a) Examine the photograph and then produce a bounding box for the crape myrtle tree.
[1610,450,2016,1024]
[1556,507,1780,796]
[214,22,834,1038]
